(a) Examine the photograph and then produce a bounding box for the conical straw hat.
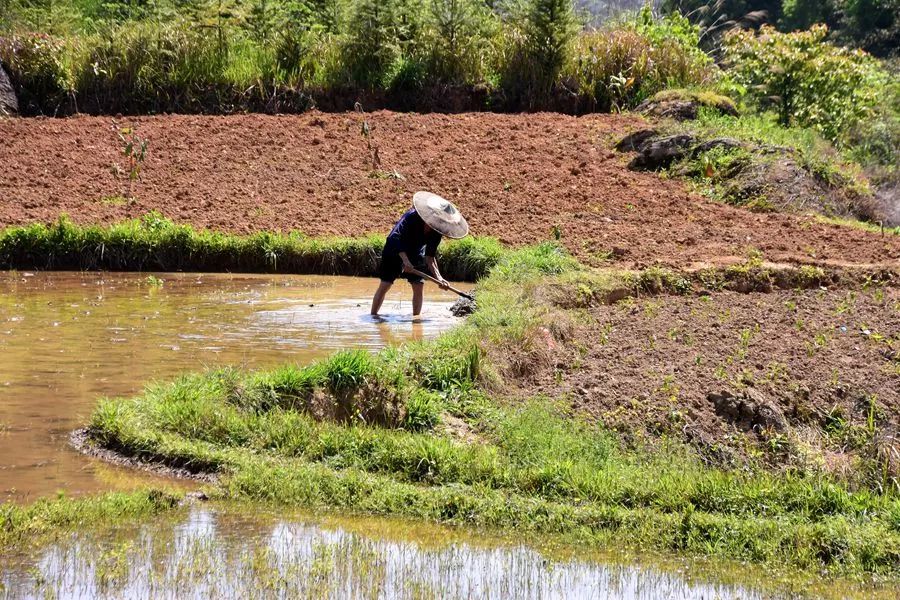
[412,191,469,239]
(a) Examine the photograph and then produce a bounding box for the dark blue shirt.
[384,208,442,258]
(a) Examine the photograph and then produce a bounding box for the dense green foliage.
[0,213,505,280]
[0,1,715,113]
[662,0,899,58]
[723,25,890,143]
[82,243,900,577]
[719,24,899,185]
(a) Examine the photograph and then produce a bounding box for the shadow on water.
[0,271,468,502]
[0,504,846,600]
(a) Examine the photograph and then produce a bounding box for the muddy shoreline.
[69,428,219,484]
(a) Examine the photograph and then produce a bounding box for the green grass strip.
[0,213,506,281]
[223,458,900,578]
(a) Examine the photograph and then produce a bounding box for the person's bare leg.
[411,282,424,316]
[371,280,393,315]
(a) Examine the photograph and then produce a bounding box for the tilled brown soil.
[1,111,897,269]
[534,287,899,464]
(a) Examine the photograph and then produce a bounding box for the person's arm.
[399,251,415,272]
[425,255,449,290]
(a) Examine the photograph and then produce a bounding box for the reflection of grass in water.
[0,505,746,599]
[11,503,897,600]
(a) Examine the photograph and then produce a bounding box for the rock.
[615,129,659,152]
[637,99,700,121]
[708,389,788,433]
[636,91,739,122]
[721,156,855,218]
[0,65,18,116]
[691,138,745,156]
[628,134,695,170]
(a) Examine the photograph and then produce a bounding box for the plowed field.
[1,111,897,269]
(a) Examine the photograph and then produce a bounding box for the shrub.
[723,25,890,143]
[425,0,498,84]
[0,33,71,113]
[568,8,715,111]
[343,0,402,88]
[500,0,577,107]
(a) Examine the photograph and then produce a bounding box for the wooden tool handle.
[407,268,474,301]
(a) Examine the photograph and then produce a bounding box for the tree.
[429,0,495,82]
[525,0,577,97]
[346,0,400,87]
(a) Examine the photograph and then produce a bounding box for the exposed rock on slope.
[0,65,18,116]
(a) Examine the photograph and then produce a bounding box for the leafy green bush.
[0,32,71,112]
[723,25,890,143]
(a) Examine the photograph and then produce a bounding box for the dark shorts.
[378,253,429,284]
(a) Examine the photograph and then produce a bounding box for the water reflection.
[0,506,779,600]
[0,272,467,502]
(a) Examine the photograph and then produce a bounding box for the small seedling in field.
[735,326,758,361]
[806,331,829,357]
[713,364,727,380]
[99,195,129,206]
[765,361,788,383]
[835,292,856,315]
[355,102,383,174]
[116,126,149,200]
[597,322,613,345]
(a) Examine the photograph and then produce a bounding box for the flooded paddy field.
[1,503,870,600]
[0,271,466,502]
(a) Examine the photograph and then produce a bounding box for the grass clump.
[0,213,503,281]
[0,490,179,549]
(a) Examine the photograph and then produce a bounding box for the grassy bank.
[0,213,504,281]
[80,242,900,580]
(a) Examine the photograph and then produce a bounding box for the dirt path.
[1,111,897,269]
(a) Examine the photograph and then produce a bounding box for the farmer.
[371,191,469,316]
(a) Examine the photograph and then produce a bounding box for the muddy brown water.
[0,271,468,502]
[3,503,880,600]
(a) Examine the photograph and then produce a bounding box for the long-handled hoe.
[407,267,475,302]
